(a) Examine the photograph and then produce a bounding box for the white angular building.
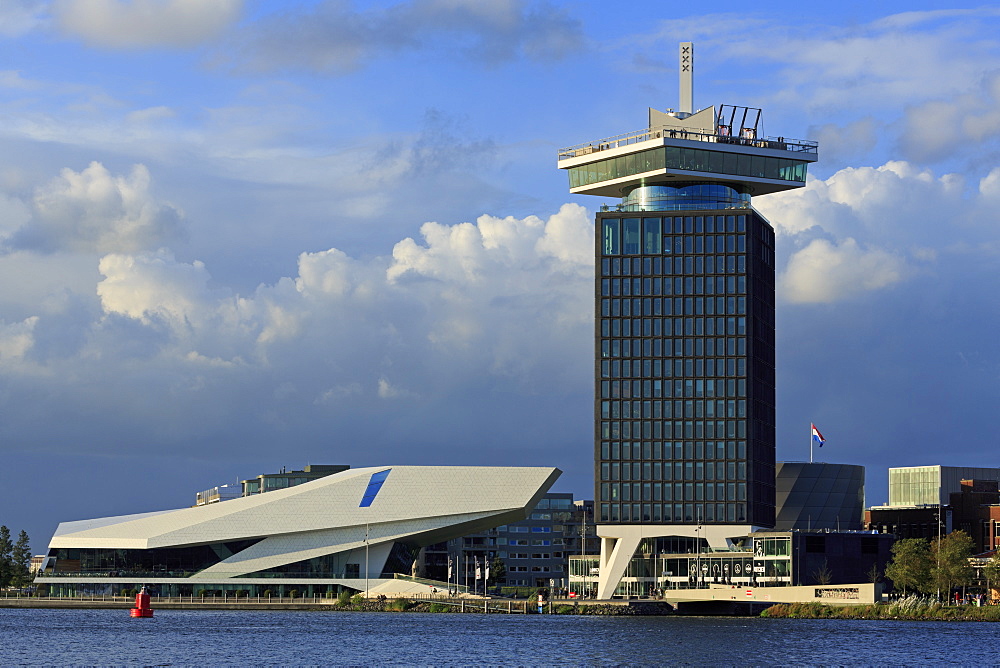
[37,465,560,597]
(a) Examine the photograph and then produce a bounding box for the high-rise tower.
[557,43,818,597]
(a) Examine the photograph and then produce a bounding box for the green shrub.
[350,593,364,606]
[760,604,784,619]
[288,589,299,599]
[337,590,353,606]
[389,597,412,611]
[262,589,272,598]
[761,598,1000,622]
[428,603,450,613]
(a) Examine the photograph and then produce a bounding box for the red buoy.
[129,586,154,618]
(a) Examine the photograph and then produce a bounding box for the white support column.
[597,532,641,599]
[595,524,760,599]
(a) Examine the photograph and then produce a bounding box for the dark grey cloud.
[53,0,243,49]
[222,0,585,74]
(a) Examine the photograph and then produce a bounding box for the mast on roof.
[679,41,693,117]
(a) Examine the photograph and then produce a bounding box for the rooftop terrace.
[558,125,818,162]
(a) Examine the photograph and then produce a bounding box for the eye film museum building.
[36,466,560,597]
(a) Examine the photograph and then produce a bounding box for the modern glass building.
[557,43,818,597]
[887,466,1000,507]
[774,462,865,531]
[593,207,777,529]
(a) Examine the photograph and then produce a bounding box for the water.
[0,608,995,665]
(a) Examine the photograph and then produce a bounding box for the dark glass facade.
[46,540,264,578]
[595,209,776,527]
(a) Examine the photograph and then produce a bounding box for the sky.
[2,0,1000,552]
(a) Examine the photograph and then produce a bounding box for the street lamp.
[365,522,369,599]
[936,504,941,603]
[695,508,702,590]
[581,505,592,599]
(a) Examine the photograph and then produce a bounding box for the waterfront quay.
[1,593,666,615]
[5,582,878,616]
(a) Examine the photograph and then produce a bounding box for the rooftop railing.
[558,126,817,161]
[600,201,752,213]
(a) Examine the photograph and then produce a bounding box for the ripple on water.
[0,608,995,665]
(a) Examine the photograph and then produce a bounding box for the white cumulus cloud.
[97,249,215,327]
[780,238,906,304]
[83,204,593,400]
[757,160,989,303]
[13,162,182,254]
[0,316,38,362]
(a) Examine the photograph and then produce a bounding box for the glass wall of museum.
[44,542,263,578]
[39,581,363,599]
[593,212,775,525]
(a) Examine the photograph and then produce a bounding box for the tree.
[488,555,506,586]
[884,537,931,595]
[931,530,975,600]
[810,560,832,585]
[983,554,1000,601]
[0,526,12,589]
[10,530,31,589]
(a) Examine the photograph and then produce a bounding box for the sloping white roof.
[47,465,560,579]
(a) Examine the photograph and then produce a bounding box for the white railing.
[558,127,817,160]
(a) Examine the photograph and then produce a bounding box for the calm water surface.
[0,608,994,665]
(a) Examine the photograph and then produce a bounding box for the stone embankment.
[0,595,675,615]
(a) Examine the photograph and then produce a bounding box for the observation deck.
[557,105,818,199]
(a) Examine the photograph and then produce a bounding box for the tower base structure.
[596,523,765,599]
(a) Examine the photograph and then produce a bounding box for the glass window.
[644,218,662,254]
[623,219,641,254]
[603,219,619,255]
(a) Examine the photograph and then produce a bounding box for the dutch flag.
[811,423,826,447]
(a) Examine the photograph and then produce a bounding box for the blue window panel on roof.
[359,469,391,507]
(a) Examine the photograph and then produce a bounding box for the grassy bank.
[761,598,1000,622]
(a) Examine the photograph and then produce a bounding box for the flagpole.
[810,423,813,463]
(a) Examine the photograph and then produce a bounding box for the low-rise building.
[887,466,1000,507]
[194,464,350,506]
[423,493,599,593]
[866,478,1000,553]
[568,530,893,598]
[240,464,350,496]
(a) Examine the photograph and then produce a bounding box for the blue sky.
[2,1,1000,551]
